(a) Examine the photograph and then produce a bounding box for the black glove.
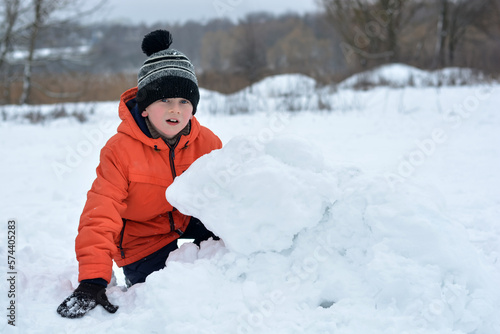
[57,282,118,318]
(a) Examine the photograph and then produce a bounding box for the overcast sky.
[85,0,320,25]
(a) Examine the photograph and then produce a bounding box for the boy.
[57,30,222,318]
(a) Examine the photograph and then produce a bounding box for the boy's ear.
[141,111,148,117]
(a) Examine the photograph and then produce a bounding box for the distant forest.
[1,0,499,104]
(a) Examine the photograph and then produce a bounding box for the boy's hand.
[57,282,118,318]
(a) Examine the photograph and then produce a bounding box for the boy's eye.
[161,98,168,103]
[181,99,190,104]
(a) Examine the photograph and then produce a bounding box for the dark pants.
[122,217,218,287]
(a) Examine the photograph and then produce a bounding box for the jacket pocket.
[128,173,171,187]
[125,173,174,219]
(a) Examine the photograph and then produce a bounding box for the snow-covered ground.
[1,65,499,333]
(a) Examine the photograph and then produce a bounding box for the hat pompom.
[141,30,173,56]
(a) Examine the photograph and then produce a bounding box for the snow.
[8,45,92,63]
[242,73,317,97]
[1,66,500,333]
[166,134,334,255]
[338,63,490,88]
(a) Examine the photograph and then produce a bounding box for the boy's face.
[142,98,193,139]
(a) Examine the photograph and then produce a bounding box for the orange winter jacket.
[76,87,222,283]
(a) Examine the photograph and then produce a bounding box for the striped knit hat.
[137,30,199,114]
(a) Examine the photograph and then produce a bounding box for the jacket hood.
[117,87,200,151]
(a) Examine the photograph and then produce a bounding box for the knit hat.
[137,30,200,114]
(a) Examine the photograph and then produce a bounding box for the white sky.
[85,0,320,25]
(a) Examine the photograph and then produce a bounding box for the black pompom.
[141,30,173,56]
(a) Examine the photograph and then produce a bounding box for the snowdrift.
[1,66,499,333]
[161,133,500,334]
[338,63,489,89]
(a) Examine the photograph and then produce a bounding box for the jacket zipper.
[168,211,175,232]
[167,137,181,179]
[169,145,177,179]
[119,219,127,259]
[167,211,183,236]
[167,139,183,236]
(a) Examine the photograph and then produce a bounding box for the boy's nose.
[168,104,180,113]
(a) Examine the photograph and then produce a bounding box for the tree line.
[1,0,499,105]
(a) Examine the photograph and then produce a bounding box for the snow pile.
[243,74,317,97]
[339,63,489,89]
[1,71,499,334]
[167,134,334,255]
[199,74,324,114]
[198,65,493,115]
[159,133,500,334]
[339,63,429,88]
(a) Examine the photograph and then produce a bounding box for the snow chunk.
[338,63,488,89]
[166,134,335,255]
[240,73,317,97]
[339,63,430,88]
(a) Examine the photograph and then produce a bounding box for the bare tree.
[319,0,409,70]
[13,0,106,104]
[0,0,21,69]
[432,0,500,68]
[433,0,448,68]
[18,0,43,104]
[231,14,267,91]
[0,0,32,102]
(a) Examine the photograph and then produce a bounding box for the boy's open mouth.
[166,119,179,124]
